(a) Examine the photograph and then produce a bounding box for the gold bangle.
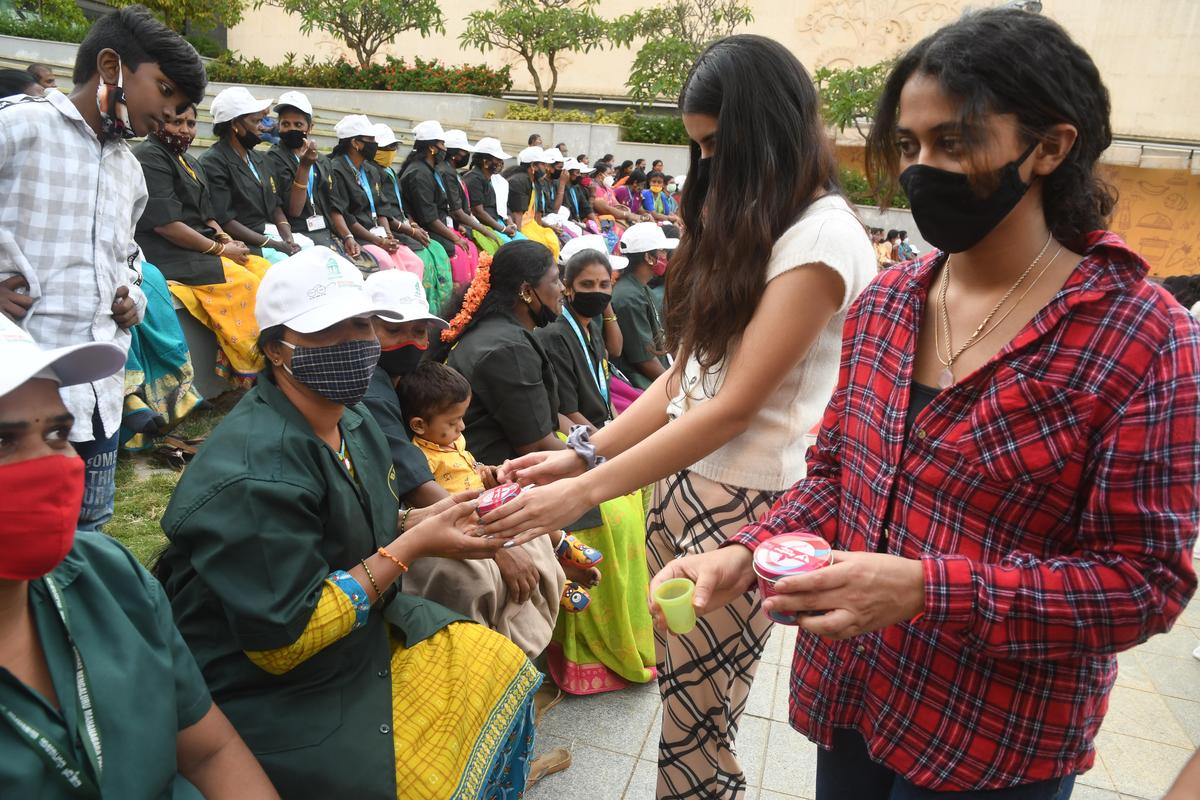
[216,243,226,257]
[376,547,409,573]
[399,507,412,534]
[214,232,232,243]
[603,315,617,322]
[260,235,271,247]
[359,558,382,597]
[204,240,220,254]
[292,181,307,189]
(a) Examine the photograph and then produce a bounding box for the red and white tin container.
[753,533,833,625]
[477,483,522,517]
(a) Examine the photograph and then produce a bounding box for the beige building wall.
[228,0,1199,142]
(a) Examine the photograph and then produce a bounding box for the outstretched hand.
[479,479,590,544]
[647,546,755,634]
[496,449,585,487]
[401,493,501,561]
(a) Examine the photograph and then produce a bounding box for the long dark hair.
[430,239,554,360]
[400,139,438,172]
[865,8,1115,244]
[666,34,839,371]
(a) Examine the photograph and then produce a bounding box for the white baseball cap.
[364,271,448,329]
[210,86,273,124]
[412,120,446,142]
[560,234,628,271]
[273,90,313,118]
[542,148,565,165]
[563,158,593,174]
[443,129,474,152]
[518,146,546,164]
[371,123,398,148]
[620,221,680,254]
[0,314,126,398]
[473,137,510,160]
[255,247,392,333]
[334,114,374,141]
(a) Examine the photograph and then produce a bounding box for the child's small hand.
[476,463,499,489]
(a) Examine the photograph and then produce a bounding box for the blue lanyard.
[562,310,610,408]
[386,169,403,213]
[344,155,375,217]
[244,154,261,185]
[569,186,581,218]
[293,154,315,204]
[433,170,447,195]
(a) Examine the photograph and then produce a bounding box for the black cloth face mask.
[236,122,261,151]
[568,291,610,319]
[529,289,558,327]
[899,141,1038,253]
[280,129,307,150]
[378,341,426,376]
[360,141,379,162]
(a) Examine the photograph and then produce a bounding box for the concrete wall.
[227,0,1200,144]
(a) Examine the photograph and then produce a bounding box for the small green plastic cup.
[654,577,697,635]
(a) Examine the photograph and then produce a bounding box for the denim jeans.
[816,729,1076,800]
[72,408,119,532]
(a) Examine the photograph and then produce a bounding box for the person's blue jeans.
[816,729,1075,800]
[72,408,119,532]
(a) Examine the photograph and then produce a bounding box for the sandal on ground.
[534,684,563,726]
[526,747,572,788]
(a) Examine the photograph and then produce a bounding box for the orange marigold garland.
[442,251,493,342]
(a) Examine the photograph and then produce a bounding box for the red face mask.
[654,254,669,278]
[0,455,84,580]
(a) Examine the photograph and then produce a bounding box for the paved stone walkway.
[528,601,1200,799]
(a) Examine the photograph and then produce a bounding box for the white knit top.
[665,194,876,491]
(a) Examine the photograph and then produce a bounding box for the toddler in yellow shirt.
[397,362,601,612]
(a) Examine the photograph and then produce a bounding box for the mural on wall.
[795,0,961,68]
[1101,164,1200,278]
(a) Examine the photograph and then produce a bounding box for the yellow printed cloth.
[248,580,542,799]
[521,187,560,261]
[245,581,354,675]
[414,435,486,494]
[393,621,540,799]
[169,254,273,384]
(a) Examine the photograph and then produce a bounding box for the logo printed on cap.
[326,258,340,277]
[308,284,328,299]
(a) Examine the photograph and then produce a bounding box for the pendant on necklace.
[938,367,955,390]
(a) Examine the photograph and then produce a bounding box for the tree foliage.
[112,0,247,34]
[460,0,609,111]
[259,0,445,68]
[812,59,894,138]
[613,0,753,105]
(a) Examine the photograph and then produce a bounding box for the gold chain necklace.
[934,233,1053,389]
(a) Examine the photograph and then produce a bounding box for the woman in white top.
[485,35,876,798]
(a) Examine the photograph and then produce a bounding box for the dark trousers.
[72,407,120,532]
[816,729,1076,800]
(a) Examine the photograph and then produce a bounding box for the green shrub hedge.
[184,34,224,58]
[622,115,689,146]
[495,104,689,146]
[839,167,909,209]
[206,53,512,97]
[0,11,88,43]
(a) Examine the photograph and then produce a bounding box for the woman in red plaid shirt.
[645,8,1200,799]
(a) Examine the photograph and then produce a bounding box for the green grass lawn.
[108,396,236,566]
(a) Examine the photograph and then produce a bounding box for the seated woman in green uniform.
[134,102,275,384]
[611,222,677,389]
[533,238,657,695]
[155,246,542,799]
[262,91,336,250]
[434,239,655,695]
[368,122,454,315]
[0,314,277,799]
[199,87,300,264]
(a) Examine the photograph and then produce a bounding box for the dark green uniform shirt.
[536,312,611,429]
[436,160,466,215]
[327,153,382,233]
[197,139,279,235]
[463,167,499,222]
[133,138,224,285]
[362,366,437,498]
[401,158,456,254]
[507,172,535,216]
[563,182,593,222]
[0,534,212,799]
[446,312,560,467]
[262,144,335,246]
[611,273,669,390]
[157,378,463,798]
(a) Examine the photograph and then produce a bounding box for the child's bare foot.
[562,562,601,588]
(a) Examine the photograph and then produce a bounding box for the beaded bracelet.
[359,558,382,599]
[328,570,371,629]
[377,547,409,573]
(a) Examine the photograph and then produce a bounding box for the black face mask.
[899,141,1038,253]
[360,141,379,162]
[533,168,546,181]
[568,291,610,319]
[279,129,307,150]
[451,151,469,169]
[236,123,261,151]
[529,289,558,327]
[153,130,190,157]
[378,342,426,376]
